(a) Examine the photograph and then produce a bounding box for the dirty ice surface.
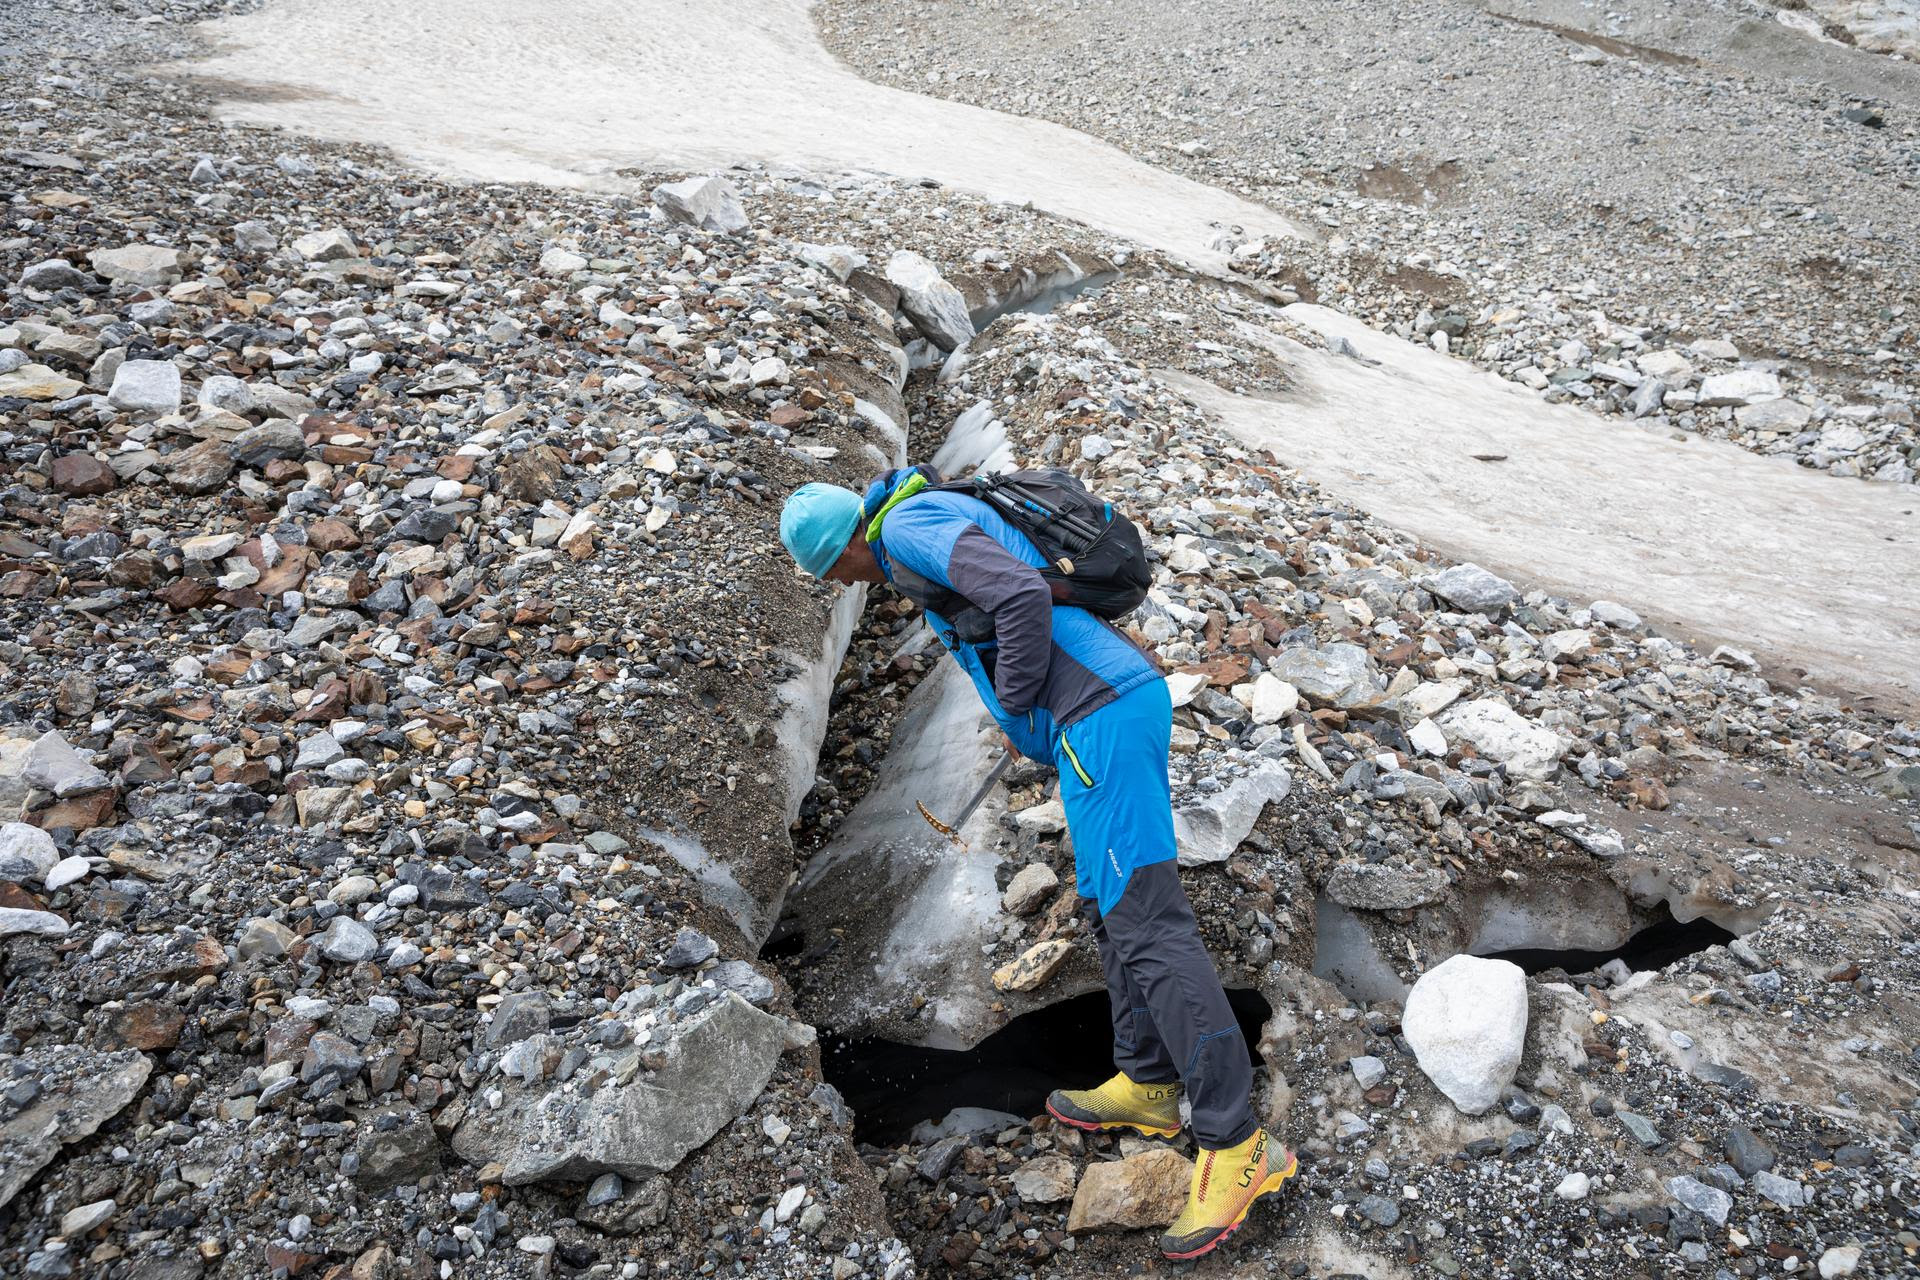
[187,0,1311,270]
[788,658,1014,1050]
[1165,306,1920,718]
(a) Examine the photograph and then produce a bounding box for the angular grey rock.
[60,1198,116,1236]
[1618,1111,1663,1148]
[1001,863,1059,916]
[1268,643,1376,706]
[353,1112,440,1192]
[318,916,378,964]
[885,250,976,351]
[0,1047,150,1210]
[1752,1169,1807,1209]
[0,822,58,884]
[231,419,307,468]
[1736,398,1812,433]
[23,731,111,798]
[662,926,717,969]
[291,227,359,262]
[451,992,787,1184]
[1349,1055,1387,1089]
[796,242,867,281]
[1173,760,1290,864]
[1667,1174,1732,1226]
[1355,1194,1400,1228]
[576,1173,670,1235]
[1723,1125,1774,1176]
[1325,862,1448,910]
[21,259,90,291]
[916,1134,968,1182]
[301,1031,366,1084]
[1402,954,1527,1116]
[292,733,345,771]
[487,991,553,1047]
[237,916,295,960]
[650,174,748,234]
[910,1107,1025,1144]
[1425,563,1519,613]
[231,220,278,253]
[709,960,776,1006]
[165,439,236,495]
[88,244,186,288]
[1438,699,1567,781]
[1012,1155,1077,1204]
[108,360,182,414]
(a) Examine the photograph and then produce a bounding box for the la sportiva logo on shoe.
[1238,1132,1267,1188]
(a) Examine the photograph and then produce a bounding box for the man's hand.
[1002,733,1022,761]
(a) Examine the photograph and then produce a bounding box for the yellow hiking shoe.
[1044,1072,1182,1138]
[1158,1128,1297,1260]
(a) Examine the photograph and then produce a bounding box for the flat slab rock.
[451,992,787,1184]
[0,1046,152,1210]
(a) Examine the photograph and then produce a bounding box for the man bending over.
[780,469,1295,1260]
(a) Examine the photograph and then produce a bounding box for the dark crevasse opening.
[822,988,1273,1146]
[1476,903,1737,977]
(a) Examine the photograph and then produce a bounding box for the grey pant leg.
[1100,860,1258,1148]
[1083,896,1178,1084]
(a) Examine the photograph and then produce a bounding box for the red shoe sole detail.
[1044,1099,1180,1139]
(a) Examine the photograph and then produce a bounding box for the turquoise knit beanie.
[780,483,864,578]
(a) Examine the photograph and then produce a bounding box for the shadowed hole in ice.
[821,987,1272,1146]
[968,270,1120,332]
[1473,903,1736,978]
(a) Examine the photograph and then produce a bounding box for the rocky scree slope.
[0,20,959,1280]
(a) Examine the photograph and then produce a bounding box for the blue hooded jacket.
[861,469,1160,758]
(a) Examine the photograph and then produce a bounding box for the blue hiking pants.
[1052,678,1258,1148]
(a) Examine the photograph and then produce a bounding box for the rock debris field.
[0,2,1917,1280]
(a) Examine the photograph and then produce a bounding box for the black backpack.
[867,464,1151,641]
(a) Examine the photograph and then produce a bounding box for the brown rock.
[1065,1148,1192,1232]
[155,579,218,611]
[52,453,117,496]
[306,518,361,552]
[501,445,571,503]
[106,551,161,588]
[101,1000,185,1051]
[28,790,116,834]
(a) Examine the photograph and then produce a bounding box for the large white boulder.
[1438,698,1568,781]
[1402,953,1528,1116]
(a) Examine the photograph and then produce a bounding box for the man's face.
[820,538,861,584]
[819,535,876,585]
